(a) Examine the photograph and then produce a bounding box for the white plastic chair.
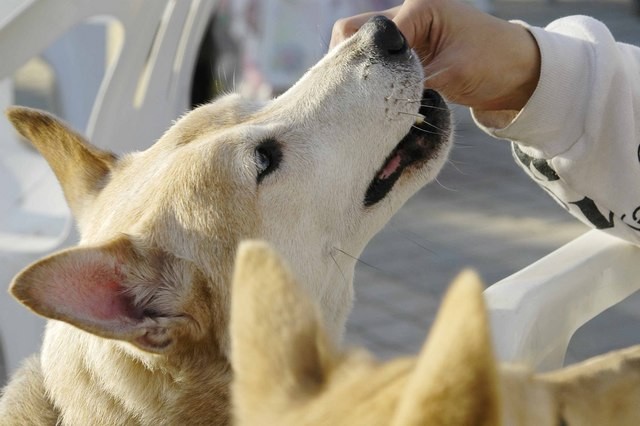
[485,229,640,372]
[0,0,218,382]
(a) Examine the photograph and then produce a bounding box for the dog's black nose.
[365,15,408,57]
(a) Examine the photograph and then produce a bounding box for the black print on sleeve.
[569,197,615,229]
[620,206,640,231]
[514,144,640,236]
[513,144,618,231]
[513,144,560,181]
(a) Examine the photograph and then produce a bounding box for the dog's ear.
[9,236,204,353]
[6,107,116,218]
[391,270,501,426]
[230,240,337,421]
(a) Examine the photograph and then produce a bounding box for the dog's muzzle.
[357,16,451,208]
[364,89,449,207]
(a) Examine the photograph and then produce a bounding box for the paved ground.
[345,0,640,365]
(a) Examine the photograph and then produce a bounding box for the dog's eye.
[255,139,282,183]
[255,149,271,175]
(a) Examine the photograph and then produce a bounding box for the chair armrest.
[485,230,640,371]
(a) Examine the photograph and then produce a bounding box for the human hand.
[330,0,540,111]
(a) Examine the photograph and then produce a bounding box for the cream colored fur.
[0,18,451,425]
[0,356,58,425]
[231,241,640,426]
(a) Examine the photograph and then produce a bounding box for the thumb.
[330,12,375,50]
[392,1,432,51]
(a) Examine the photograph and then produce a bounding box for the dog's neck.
[40,320,231,424]
[287,245,359,343]
[318,265,356,343]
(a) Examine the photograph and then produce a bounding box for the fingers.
[391,4,418,49]
[328,1,429,51]
[329,7,401,50]
[392,0,435,51]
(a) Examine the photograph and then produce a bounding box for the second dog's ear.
[5,106,117,218]
[9,236,205,353]
[230,241,337,423]
[391,270,501,426]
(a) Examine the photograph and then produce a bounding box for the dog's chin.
[363,89,449,207]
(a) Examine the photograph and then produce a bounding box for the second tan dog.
[0,16,452,425]
[231,240,640,426]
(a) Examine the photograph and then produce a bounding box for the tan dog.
[0,16,451,425]
[231,240,640,426]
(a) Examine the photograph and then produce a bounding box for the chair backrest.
[0,0,218,383]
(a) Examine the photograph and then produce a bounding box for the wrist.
[507,23,541,111]
[475,22,541,112]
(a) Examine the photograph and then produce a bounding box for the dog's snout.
[364,15,408,57]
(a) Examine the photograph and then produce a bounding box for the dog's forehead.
[84,110,263,248]
[116,94,270,201]
[163,93,266,147]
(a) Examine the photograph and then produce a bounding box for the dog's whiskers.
[384,98,448,112]
[420,67,451,85]
[434,176,457,192]
[410,125,445,136]
[417,119,448,133]
[418,104,450,112]
[398,111,426,120]
[418,51,434,66]
[445,158,467,175]
[397,110,448,134]
[332,247,388,276]
[386,94,420,102]
[387,226,436,255]
[399,102,449,113]
[329,249,349,287]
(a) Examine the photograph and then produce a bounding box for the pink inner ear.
[86,275,142,322]
[45,256,143,327]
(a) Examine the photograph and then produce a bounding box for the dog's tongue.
[379,153,402,180]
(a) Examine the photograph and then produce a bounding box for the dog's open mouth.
[364,89,447,207]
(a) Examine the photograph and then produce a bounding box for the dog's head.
[231,241,640,426]
[5,17,451,360]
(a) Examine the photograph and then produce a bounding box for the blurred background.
[1,0,639,387]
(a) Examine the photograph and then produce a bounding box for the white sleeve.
[472,16,640,245]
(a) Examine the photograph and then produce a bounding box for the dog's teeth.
[415,114,425,125]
